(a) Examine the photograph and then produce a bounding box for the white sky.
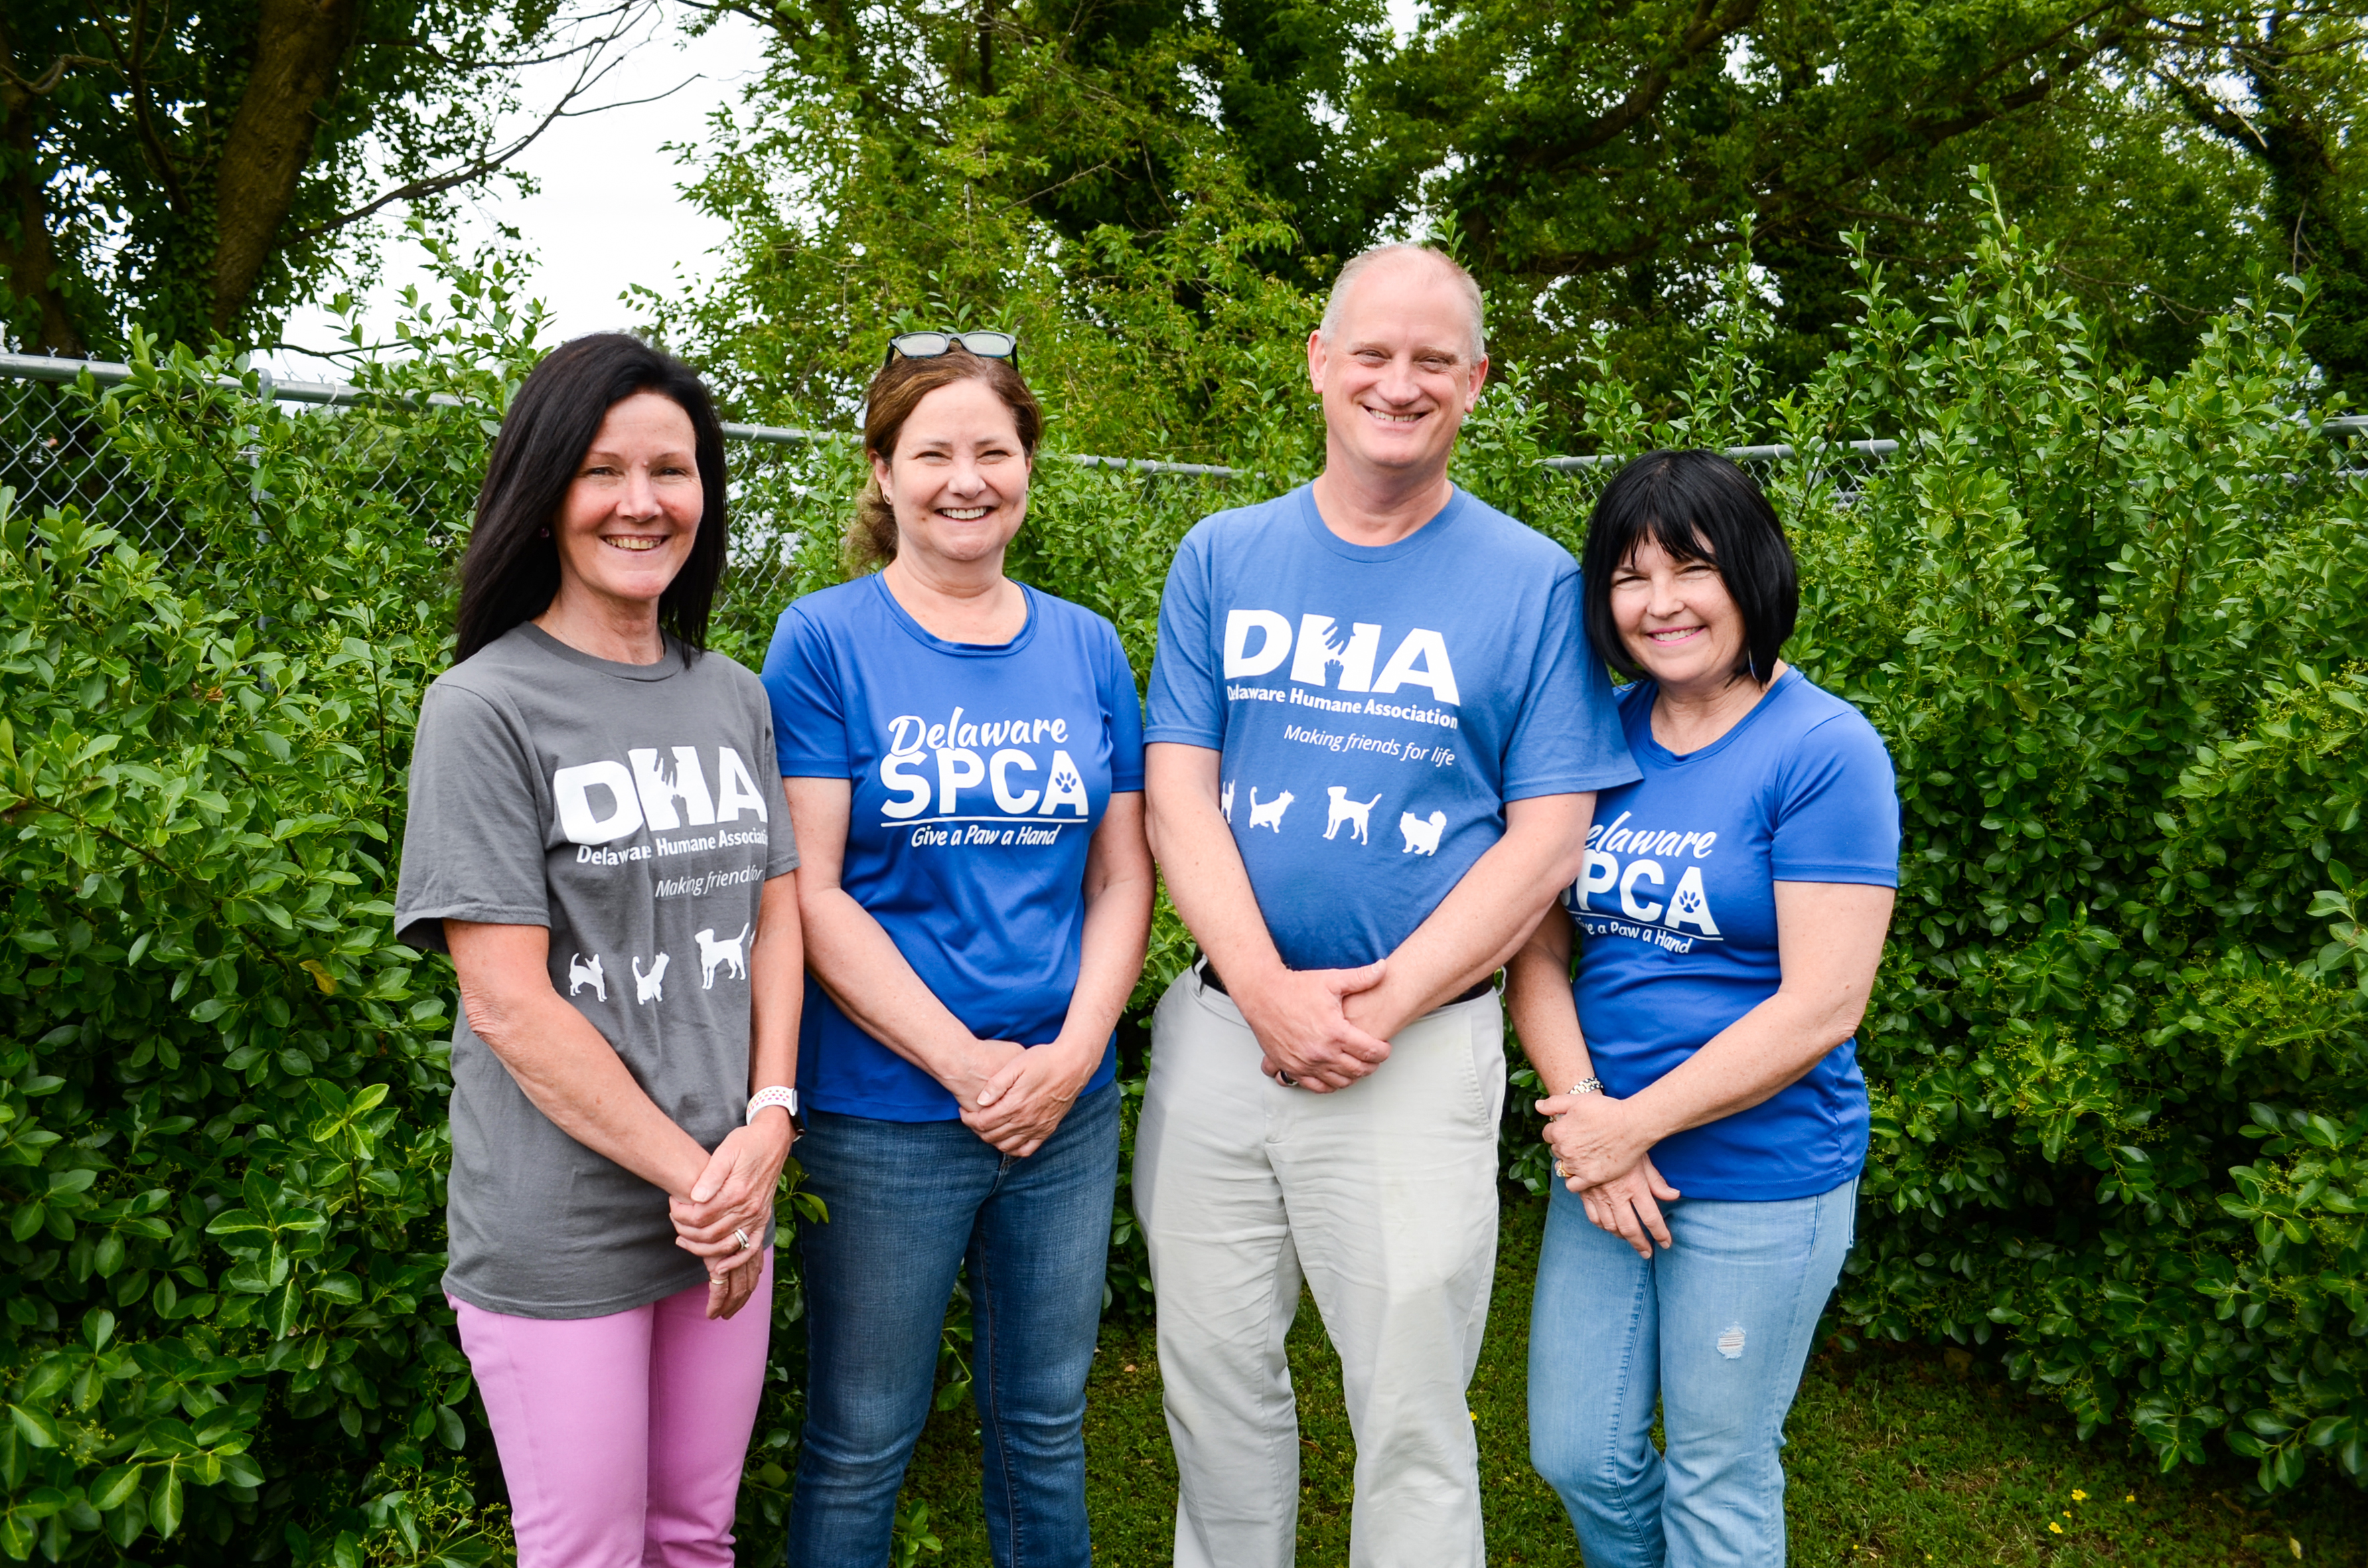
[269,0,1432,383]
[270,6,769,379]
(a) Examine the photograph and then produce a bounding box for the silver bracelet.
[1568,1077,1603,1097]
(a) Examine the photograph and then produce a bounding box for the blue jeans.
[1528,1176,1857,1567]
[786,1085,1119,1568]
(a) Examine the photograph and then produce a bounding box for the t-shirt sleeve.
[752,694,802,876]
[1499,562,1643,801]
[1102,621,1146,792]
[1769,709,1901,886]
[392,682,551,953]
[761,603,853,779]
[1142,528,1224,749]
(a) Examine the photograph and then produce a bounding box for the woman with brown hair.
[758,332,1153,1568]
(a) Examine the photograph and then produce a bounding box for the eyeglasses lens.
[885,331,1018,368]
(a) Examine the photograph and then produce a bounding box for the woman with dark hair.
[1512,449,1899,1566]
[393,333,803,1567]
[759,333,1153,1568]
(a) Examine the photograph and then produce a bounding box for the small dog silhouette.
[567,952,606,1002]
[1220,780,1235,820]
[632,952,670,1004]
[1247,787,1294,832]
[696,923,751,990]
[1323,787,1382,844]
[1398,809,1447,856]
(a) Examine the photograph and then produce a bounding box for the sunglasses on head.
[884,330,1020,373]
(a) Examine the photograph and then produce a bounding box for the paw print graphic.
[1676,887,1705,916]
[1051,766,1081,795]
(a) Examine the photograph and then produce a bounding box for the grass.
[897,1189,2368,1565]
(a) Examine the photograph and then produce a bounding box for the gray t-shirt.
[394,623,800,1318]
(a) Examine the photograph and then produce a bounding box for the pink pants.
[451,1253,773,1568]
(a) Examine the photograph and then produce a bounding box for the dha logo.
[553,747,772,846]
[1223,611,1461,706]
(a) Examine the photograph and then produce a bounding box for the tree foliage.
[0,0,654,357]
[1460,198,2368,1495]
[4,187,2367,1568]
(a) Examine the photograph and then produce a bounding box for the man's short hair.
[1319,244,1486,364]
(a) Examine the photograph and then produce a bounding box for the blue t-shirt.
[1568,668,1899,1200]
[1145,483,1639,970]
[760,576,1145,1121]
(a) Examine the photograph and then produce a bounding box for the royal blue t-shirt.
[1145,483,1639,970]
[1568,668,1899,1200]
[760,576,1144,1121]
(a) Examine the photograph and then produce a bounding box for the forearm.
[1146,768,1286,985]
[800,885,988,1080]
[473,992,711,1197]
[1505,930,1593,1095]
[1351,792,1595,1040]
[1622,990,1862,1142]
[747,874,801,1097]
[1052,868,1153,1061]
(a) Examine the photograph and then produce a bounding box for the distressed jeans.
[1528,1175,1857,1567]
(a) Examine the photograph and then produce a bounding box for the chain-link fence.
[7,351,2364,652]
[0,352,1264,653]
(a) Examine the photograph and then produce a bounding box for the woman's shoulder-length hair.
[1579,448,1799,686]
[453,333,729,666]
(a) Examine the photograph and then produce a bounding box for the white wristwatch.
[747,1085,799,1124]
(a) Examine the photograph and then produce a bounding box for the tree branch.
[294,0,681,242]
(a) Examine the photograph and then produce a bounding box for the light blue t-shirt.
[1145,483,1639,971]
[1568,668,1899,1200]
[760,576,1144,1121]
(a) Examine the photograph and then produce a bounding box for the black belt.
[1199,962,1495,1008]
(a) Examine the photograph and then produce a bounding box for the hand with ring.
[670,1114,794,1319]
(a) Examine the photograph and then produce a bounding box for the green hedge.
[3,214,2365,1565]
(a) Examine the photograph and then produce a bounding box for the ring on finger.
[1553,1159,1571,1179]
[733,1227,752,1251]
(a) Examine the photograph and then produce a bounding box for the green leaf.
[204,1208,271,1236]
[88,1466,142,1511]
[152,1464,183,1538]
[267,1279,303,1339]
[7,1405,60,1448]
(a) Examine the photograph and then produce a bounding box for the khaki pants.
[1133,966,1505,1568]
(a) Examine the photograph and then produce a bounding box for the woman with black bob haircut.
[394,332,804,1567]
[1511,449,1900,1566]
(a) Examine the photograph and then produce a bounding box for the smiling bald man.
[1134,244,1643,1568]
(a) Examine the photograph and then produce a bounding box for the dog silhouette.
[1220,780,1235,821]
[1323,787,1382,844]
[1247,787,1294,832]
[567,952,606,1002]
[1398,809,1447,856]
[696,923,751,990]
[632,952,670,1004]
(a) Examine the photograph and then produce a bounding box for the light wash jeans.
[1528,1174,1857,1567]
[786,1084,1119,1568]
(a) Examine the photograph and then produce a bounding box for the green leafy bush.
[5,197,2366,1568]
[0,367,471,1559]
[1501,203,2368,1495]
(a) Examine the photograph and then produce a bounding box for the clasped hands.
[1232,959,1398,1093]
[670,1108,794,1320]
[944,1034,1103,1158]
[1536,1087,1682,1259]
